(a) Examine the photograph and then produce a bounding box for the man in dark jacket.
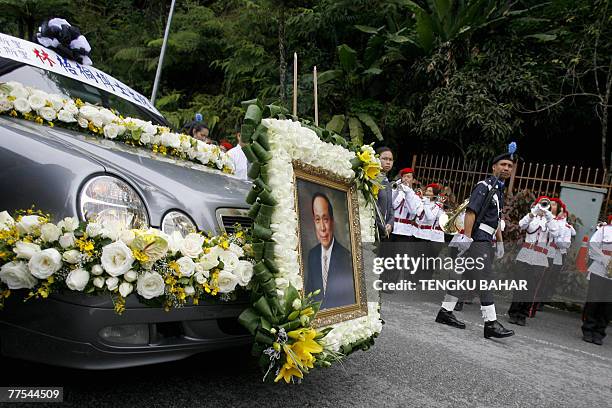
[306,193,355,309]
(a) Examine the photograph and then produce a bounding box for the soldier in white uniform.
[414,183,445,280]
[391,168,421,242]
[507,196,558,326]
[582,218,612,345]
[538,198,574,309]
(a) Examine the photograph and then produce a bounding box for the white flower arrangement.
[256,118,382,350]
[0,209,253,313]
[0,81,235,175]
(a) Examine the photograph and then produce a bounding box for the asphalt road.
[4,293,611,408]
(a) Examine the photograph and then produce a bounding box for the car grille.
[215,208,252,234]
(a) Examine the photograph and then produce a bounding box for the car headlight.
[162,211,197,237]
[79,175,149,229]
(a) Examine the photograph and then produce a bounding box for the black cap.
[491,142,518,165]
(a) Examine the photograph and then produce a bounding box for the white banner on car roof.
[0,33,161,116]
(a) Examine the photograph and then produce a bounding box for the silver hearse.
[0,34,252,369]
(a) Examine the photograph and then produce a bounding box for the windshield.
[0,58,167,126]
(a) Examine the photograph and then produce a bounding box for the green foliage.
[0,0,609,162]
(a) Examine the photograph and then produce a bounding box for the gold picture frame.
[293,160,368,327]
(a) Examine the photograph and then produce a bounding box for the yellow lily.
[274,362,304,383]
[364,163,381,180]
[357,150,372,163]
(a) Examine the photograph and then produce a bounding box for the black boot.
[484,320,514,339]
[435,308,466,329]
[454,302,464,311]
[582,332,593,343]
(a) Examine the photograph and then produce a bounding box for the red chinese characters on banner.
[33,48,55,67]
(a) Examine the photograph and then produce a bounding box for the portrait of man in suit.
[305,192,356,310]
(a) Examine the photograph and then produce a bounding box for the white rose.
[58,217,79,232]
[13,241,41,259]
[233,260,253,286]
[62,249,82,264]
[85,222,102,238]
[143,122,157,135]
[38,106,57,121]
[57,109,77,123]
[28,94,46,110]
[124,270,138,282]
[93,276,105,288]
[77,116,89,128]
[40,223,61,242]
[229,243,245,257]
[100,219,128,241]
[99,108,117,125]
[91,264,104,275]
[180,140,191,151]
[59,232,76,249]
[166,231,184,254]
[292,298,302,310]
[140,132,152,144]
[219,251,239,271]
[0,96,12,112]
[161,132,181,149]
[119,229,135,245]
[0,261,37,289]
[197,251,219,271]
[119,282,133,298]
[106,276,119,291]
[48,94,65,111]
[180,233,204,258]
[217,270,239,294]
[151,134,162,145]
[103,123,120,139]
[175,256,196,277]
[136,272,165,299]
[0,211,15,231]
[184,285,195,296]
[101,241,134,277]
[79,105,99,121]
[66,268,89,291]
[9,84,29,99]
[63,102,79,115]
[16,215,42,235]
[28,248,62,279]
[194,271,207,284]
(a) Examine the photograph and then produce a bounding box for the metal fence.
[409,154,612,212]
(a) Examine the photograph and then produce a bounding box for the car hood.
[2,118,252,232]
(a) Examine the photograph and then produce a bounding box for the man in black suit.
[306,193,355,309]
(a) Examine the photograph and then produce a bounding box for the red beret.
[534,195,549,204]
[220,141,233,150]
[426,183,442,190]
[399,168,414,176]
[607,214,612,224]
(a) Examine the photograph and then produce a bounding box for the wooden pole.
[313,65,318,126]
[293,52,298,118]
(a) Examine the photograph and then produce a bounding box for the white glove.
[543,208,554,221]
[496,242,504,259]
[530,206,538,216]
[449,234,473,256]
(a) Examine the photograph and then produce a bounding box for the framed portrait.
[293,160,367,326]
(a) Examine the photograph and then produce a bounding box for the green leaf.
[244,104,263,126]
[317,69,343,85]
[363,67,383,75]
[348,116,364,145]
[354,25,383,34]
[357,113,383,141]
[415,9,435,52]
[337,44,358,73]
[326,114,346,134]
[525,33,557,42]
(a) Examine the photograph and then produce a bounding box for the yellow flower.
[35,116,43,125]
[9,109,17,117]
[288,328,323,355]
[132,248,149,263]
[371,183,380,198]
[236,231,244,239]
[299,307,314,317]
[75,98,84,108]
[168,261,180,275]
[364,163,381,180]
[159,146,167,155]
[220,240,229,250]
[274,362,304,383]
[357,150,372,163]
